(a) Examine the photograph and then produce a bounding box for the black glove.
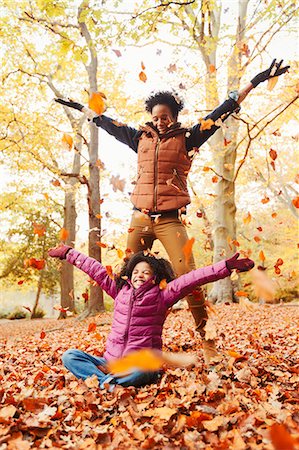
[250,59,290,88]
[54,98,84,111]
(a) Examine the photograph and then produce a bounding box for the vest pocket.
[172,168,187,192]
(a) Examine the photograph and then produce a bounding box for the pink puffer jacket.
[67,250,230,361]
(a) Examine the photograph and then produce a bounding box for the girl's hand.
[226,253,254,272]
[250,59,290,88]
[48,244,72,260]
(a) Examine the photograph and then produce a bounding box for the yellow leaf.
[107,349,162,374]
[159,279,167,290]
[117,248,124,259]
[62,133,73,150]
[88,92,106,115]
[259,250,266,262]
[59,228,69,241]
[267,76,279,91]
[199,118,215,131]
[243,212,252,225]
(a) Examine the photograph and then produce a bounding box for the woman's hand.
[48,244,72,260]
[54,98,98,120]
[250,59,290,88]
[226,253,254,272]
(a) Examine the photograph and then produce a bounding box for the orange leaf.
[183,237,195,265]
[128,228,135,233]
[62,133,73,150]
[96,242,107,248]
[235,291,248,297]
[261,196,270,204]
[267,76,279,91]
[105,265,114,279]
[40,330,46,339]
[33,223,46,237]
[95,159,105,170]
[24,258,46,270]
[159,279,167,290]
[82,290,89,302]
[257,226,263,232]
[117,249,124,259]
[95,214,102,219]
[269,149,277,160]
[199,118,214,131]
[59,228,69,241]
[139,71,147,83]
[186,411,212,427]
[271,212,277,218]
[292,196,299,208]
[87,322,97,333]
[275,258,283,266]
[243,212,252,225]
[51,179,61,187]
[141,61,145,70]
[259,250,266,262]
[88,92,106,115]
[269,423,295,450]
[107,349,163,374]
[253,236,261,243]
[295,174,299,184]
[208,64,216,73]
[211,175,218,183]
[203,166,210,172]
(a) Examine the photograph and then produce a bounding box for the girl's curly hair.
[115,251,175,290]
[145,91,184,118]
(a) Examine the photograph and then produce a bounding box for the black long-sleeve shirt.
[92,97,240,153]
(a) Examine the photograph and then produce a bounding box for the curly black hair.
[145,91,184,118]
[115,251,175,290]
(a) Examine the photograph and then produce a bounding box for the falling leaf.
[40,330,46,339]
[270,161,276,170]
[59,228,69,241]
[88,92,106,115]
[105,265,114,279]
[167,63,177,73]
[259,250,266,262]
[267,76,279,91]
[292,196,299,208]
[141,61,145,70]
[271,212,277,218]
[139,71,147,83]
[87,322,97,333]
[24,258,46,270]
[254,236,261,243]
[128,228,135,233]
[269,423,295,450]
[95,214,102,219]
[96,242,107,248]
[33,223,46,237]
[276,258,283,266]
[82,290,89,302]
[235,291,249,297]
[112,49,122,57]
[62,133,73,150]
[243,212,252,225]
[240,42,250,56]
[199,118,214,131]
[107,349,163,374]
[269,149,277,160]
[261,196,270,204]
[159,279,167,290]
[183,237,195,265]
[51,179,61,187]
[208,64,216,73]
[117,249,124,259]
[203,166,210,172]
[18,280,25,285]
[257,226,263,232]
[211,175,218,183]
[295,174,299,184]
[110,175,125,192]
[95,159,105,170]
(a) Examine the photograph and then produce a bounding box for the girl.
[48,245,254,389]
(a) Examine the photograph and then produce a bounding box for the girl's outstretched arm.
[48,245,118,299]
[162,253,254,308]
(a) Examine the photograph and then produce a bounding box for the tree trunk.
[208,0,249,303]
[59,122,84,318]
[31,271,44,319]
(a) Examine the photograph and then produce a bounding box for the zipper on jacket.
[154,138,160,211]
[123,290,136,347]
[173,168,186,191]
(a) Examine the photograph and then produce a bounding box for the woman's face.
[131,261,153,289]
[151,104,176,134]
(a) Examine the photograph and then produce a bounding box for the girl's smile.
[131,261,153,289]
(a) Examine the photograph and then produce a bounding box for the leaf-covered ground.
[0,305,298,449]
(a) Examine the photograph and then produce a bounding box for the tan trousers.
[127,210,208,335]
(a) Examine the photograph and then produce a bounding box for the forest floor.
[0,304,298,449]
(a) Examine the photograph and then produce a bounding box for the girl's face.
[151,104,176,134]
[131,261,153,289]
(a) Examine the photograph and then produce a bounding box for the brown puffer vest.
[130,123,192,212]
